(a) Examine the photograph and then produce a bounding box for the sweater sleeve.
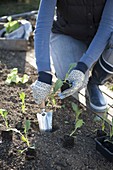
[34,0,57,72]
[80,0,113,69]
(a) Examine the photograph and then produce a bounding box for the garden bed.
[0,50,113,170]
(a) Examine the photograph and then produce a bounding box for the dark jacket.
[52,0,106,42]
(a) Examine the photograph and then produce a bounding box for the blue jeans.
[50,32,113,80]
[50,33,88,80]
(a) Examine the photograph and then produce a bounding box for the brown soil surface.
[0,50,113,170]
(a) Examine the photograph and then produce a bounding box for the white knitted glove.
[58,70,85,99]
[31,80,51,105]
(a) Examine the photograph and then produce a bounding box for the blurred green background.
[0,0,40,16]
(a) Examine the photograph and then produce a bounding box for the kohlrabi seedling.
[47,79,63,107]
[70,102,84,137]
[5,68,29,85]
[19,92,26,113]
[47,63,76,107]
[0,109,9,129]
[64,63,76,81]
[10,119,31,153]
[104,117,113,144]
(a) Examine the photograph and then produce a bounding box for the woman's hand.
[31,80,51,105]
[58,70,85,99]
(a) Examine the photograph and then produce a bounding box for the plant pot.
[95,136,113,162]
[25,147,36,160]
[61,81,70,92]
[1,130,13,142]
[62,134,74,149]
[96,129,107,137]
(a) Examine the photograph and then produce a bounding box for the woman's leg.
[50,33,87,80]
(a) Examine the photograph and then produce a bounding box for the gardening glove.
[58,62,88,99]
[31,71,52,105]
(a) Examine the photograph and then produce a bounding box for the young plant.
[107,117,113,143]
[19,92,26,113]
[10,119,31,153]
[47,63,76,107]
[101,111,107,132]
[64,63,76,81]
[102,117,113,145]
[5,68,29,85]
[70,102,84,137]
[0,109,9,129]
[4,16,20,34]
[22,119,31,147]
[47,79,63,107]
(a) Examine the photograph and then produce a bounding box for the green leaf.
[21,74,29,84]
[15,75,21,84]
[3,111,8,119]
[53,79,63,94]
[5,77,12,85]
[75,119,84,130]
[18,148,28,154]
[21,135,27,143]
[10,68,18,74]
[64,63,76,80]
[7,16,12,22]
[0,109,8,119]
[18,150,24,154]
[19,92,25,102]
[5,68,19,84]
[64,121,69,124]
[52,97,56,105]
[72,102,78,112]
[24,119,30,134]
[71,102,82,119]
[22,105,25,113]
[61,104,65,108]
[67,63,77,74]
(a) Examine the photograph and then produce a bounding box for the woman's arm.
[34,0,57,72]
[80,0,113,69]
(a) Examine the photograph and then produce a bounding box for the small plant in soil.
[20,118,36,159]
[95,111,107,137]
[104,117,113,144]
[62,103,84,149]
[47,79,63,107]
[70,102,84,136]
[0,109,13,142]
[95,110,113,162]
[19,92,26,113]
[5,68,29,85]
[10,119,36,159]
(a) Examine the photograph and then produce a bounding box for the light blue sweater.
[34,0,113,72]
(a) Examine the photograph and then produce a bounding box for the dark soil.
[0,50,113,170]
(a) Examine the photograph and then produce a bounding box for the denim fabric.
[50,33,88,80]
[102,33,113,67]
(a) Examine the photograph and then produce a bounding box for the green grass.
[0,0,40,17]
